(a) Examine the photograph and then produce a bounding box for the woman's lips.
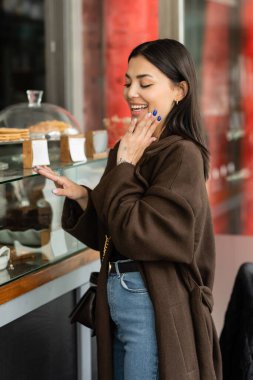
[130,108,148,117]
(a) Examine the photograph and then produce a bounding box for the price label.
[69,137,87,162]
[32,140,50,166]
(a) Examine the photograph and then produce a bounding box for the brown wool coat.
[62,134,222,380]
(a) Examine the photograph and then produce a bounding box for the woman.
[34,39,222,380]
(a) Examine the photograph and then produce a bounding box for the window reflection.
[0,0,45,110]
[185,0,253,235]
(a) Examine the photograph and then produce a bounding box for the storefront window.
[184,0,253,235]
[0,0,45,110]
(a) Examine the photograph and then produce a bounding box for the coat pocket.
[170,302,199,374]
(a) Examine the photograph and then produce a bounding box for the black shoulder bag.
[69,235,111,333]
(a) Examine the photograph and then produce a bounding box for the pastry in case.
[0,128,30,141]
[29,120,71,135]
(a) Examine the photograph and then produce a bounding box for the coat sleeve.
[91,143,203,263]
[61,144,118,250]
[61,186,99,250]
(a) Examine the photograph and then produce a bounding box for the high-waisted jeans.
[107,260,159,380]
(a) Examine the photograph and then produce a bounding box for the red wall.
[103,0,158,119]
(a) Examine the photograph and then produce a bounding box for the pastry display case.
[0,157,107,287]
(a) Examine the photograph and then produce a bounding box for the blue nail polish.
[157,115,162,122]
[152,109,157,116]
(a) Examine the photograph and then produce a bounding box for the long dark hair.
[128,39,210,180]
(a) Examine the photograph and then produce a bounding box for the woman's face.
[123,55,179,126]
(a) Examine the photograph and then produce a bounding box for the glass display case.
[0,158,107,287]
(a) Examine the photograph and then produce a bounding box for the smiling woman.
[35,39,222,380]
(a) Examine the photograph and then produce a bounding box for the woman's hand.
[33,165,88,210]
[117,112,162,166]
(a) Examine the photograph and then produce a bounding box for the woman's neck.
[153,123,166,140]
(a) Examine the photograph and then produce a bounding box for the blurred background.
[1,0,253,343]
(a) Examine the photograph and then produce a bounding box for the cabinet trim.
[0,248,99,305]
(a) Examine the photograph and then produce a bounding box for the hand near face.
[117,111,161,166]
[33,166,88,210]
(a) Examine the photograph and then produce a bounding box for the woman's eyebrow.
[125,73,154,79]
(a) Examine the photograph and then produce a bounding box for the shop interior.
[0,0,252,379]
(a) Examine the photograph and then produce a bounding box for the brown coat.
[62,134,222,380]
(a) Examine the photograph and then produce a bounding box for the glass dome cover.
[0,90,81,138]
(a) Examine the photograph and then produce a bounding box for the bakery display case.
[0,157,107,287]
[0,90,108,380]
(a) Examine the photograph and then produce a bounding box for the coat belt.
[194,284,213,313]
[180,267,218,379]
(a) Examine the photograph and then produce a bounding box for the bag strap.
[102,234,111,262]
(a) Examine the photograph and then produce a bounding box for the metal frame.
[44,0,84,129]
[159,0,184,42]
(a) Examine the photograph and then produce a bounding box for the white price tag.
[32,140,50,166]
[69,137,87,162]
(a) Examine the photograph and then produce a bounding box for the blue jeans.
[107,260,159,380]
